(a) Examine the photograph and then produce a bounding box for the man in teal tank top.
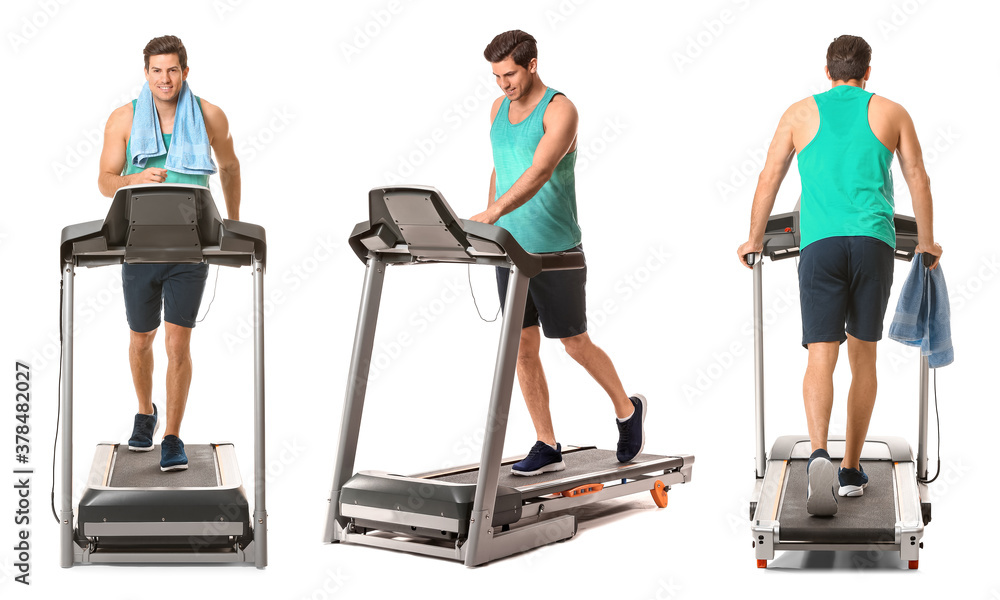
[470,31,647,476]
[97,35,241,471]
[736,35,942,514]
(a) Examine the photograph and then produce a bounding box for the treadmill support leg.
[59,263,75,568]
[325,256,387,542]
[252,259,268,568]
[464,264,529,567]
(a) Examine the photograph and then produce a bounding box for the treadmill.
[747,211,932,569]
[58,184,268,567]
[323,185,694,566]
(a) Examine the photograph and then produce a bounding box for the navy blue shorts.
[798,236,894,347]
[122,263,210,332]
[496,245,587,339]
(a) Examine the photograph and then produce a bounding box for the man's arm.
[97,104,166,197]
[470,95,578,224]
[736,103,799,268]
[202,100,241,221]
[487,169,497,208]
[894,104,942,269]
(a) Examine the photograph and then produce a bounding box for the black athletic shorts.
[495,245,587,339]
[122,263,210,332]
[798,236,894,347]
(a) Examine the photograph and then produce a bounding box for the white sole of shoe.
[511,460,566,477]
[160,463,189,472]
[838,483,867,497]
[807,457,838,516]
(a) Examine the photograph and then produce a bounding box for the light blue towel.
[888,255,953,368]
[130,81,217,176]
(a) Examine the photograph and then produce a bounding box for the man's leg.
[843,334,877,470]
[803,340,840,453]
[517,325,556,445]
[163,322,194,438]
[129,329,157,415]
[560,332,632,418]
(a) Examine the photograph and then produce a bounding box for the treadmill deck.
[424,447,688,499]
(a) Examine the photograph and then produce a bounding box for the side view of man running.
[470,30,646,476]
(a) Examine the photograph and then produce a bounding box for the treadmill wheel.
[757,559,767,569]
[650,480,669,508]
[908,560,919,570]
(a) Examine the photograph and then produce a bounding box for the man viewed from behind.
[736,35,942,515]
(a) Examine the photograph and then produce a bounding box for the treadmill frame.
[324,186,693,566]
[58,184,268,568]
[747,212,931,567]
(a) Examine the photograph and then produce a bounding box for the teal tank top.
[124,98,210,187]
[797,85,895,249]
[490,87,581,254]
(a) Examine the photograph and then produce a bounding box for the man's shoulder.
[105,102,134,135]
[543,92,577,120]
[869,93,907,117]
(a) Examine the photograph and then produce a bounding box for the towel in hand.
[129,80,217,176]
[888,254,953,368]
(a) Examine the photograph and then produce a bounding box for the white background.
[1,0,996,598]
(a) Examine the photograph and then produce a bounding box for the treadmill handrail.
[61,184,267,268]
[347,185,584,277]
[761,211,919,263]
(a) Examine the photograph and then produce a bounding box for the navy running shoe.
[128,404,159,452]
[806,448,838,516]
[838,465,869,497]
[616,394,647,462]
[160,435,189,471]
[511,441,565,476]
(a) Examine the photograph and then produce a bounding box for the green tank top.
[797,85,895,249]
[490,87,581,254]
[123,98,210,187]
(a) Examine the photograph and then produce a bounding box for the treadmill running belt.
[431,449,669,496]
[109,444,221,488]
[778,460,896,544]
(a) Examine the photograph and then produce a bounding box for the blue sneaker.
[806,448,838,516]
[127,404,159,452]
[511,441,565,476]
[160,435,189,471]
[616,394,647,462]
[838,465,869,497]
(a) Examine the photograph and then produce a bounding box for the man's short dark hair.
[144,35,187,71]
[826,35,871,82]
[484,30,537,68]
